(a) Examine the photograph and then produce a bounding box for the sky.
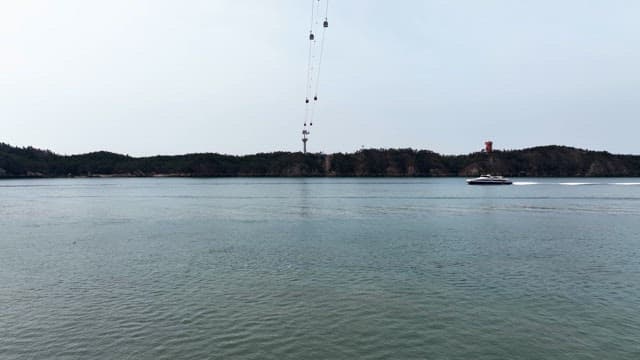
[1,0,639,156]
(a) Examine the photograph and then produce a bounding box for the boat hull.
[466,180,512,185]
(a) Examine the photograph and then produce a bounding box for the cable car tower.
[301,0,329,154]
[302,129,310,154]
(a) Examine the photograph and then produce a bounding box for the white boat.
[466,174,512,185]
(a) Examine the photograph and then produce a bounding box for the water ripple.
[1,178,640,359]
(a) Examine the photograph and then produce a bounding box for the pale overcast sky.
[1,0,639,156]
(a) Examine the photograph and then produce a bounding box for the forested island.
[1,142,639,178]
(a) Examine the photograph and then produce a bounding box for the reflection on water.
[297,178,312,218]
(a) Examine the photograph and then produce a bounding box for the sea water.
[1,178,639,359]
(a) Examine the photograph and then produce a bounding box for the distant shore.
[2,142,640,178]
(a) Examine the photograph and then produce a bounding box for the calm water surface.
[1,178,639,359]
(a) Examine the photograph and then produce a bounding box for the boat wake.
[559,182,595,186]
[513,181,640,186]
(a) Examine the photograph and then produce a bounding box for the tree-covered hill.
[1,142,639,178]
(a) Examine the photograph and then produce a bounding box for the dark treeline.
[1,142,640,178]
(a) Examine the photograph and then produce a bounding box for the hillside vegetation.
[1,143,639,178]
